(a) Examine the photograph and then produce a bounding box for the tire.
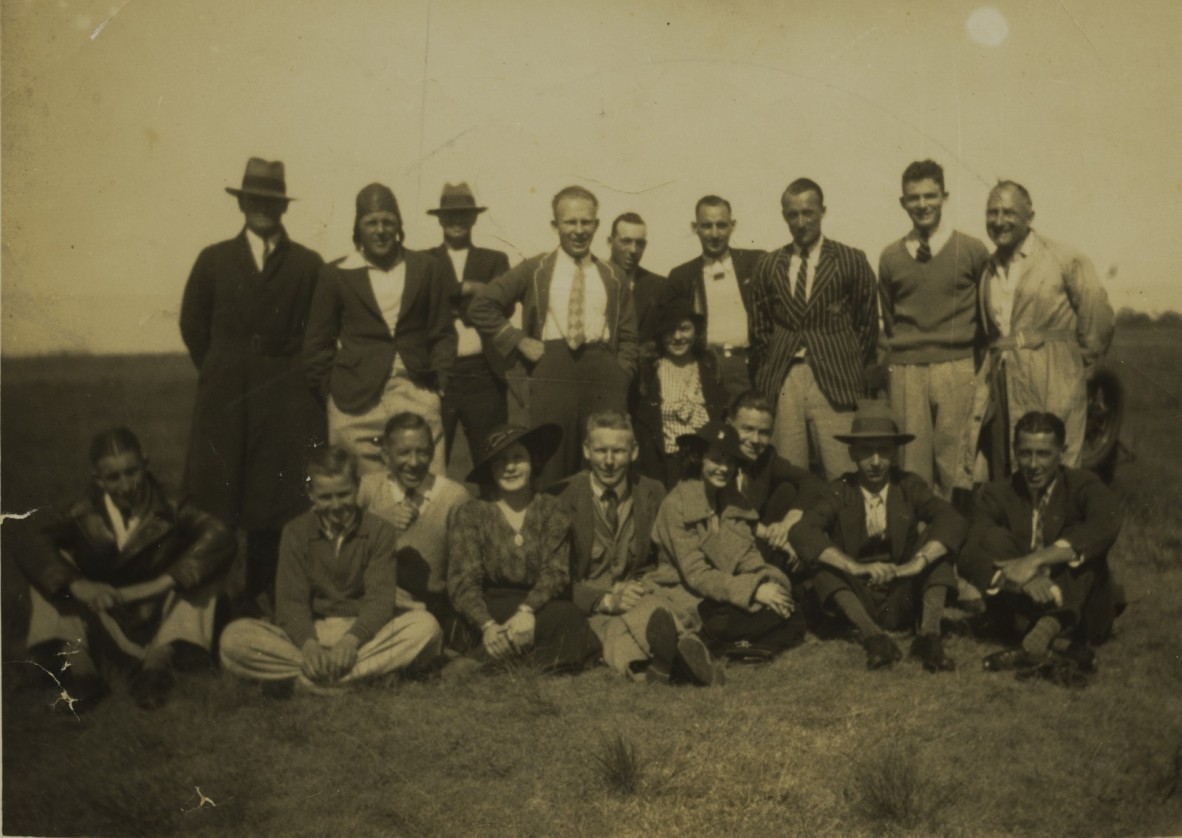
[1080,367,1123,482]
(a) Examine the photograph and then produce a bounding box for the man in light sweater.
[358,412,473,649]
[878,160,990,500]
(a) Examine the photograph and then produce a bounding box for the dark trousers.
[442,355,507,466]
[698,598,807,653]
[529,341,630,487]
[421,592,480,653]
[470,588,600,673]
[243,529,281,608]
[711,346,753,403]
[813,559,956,632]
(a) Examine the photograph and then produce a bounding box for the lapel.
[1040,469,1068,544]
[531,252,556,334]
[837,481,867,555]
[806,239,838,315]
[885,479,912,561]
[690,256,707,317]
[429,245,458,285]
[769,247,797,318]
[398,252,425,325]
[120,506,174,560]
[573,474,597,577]
[346,265,386,325]
[1006,232,1044,333]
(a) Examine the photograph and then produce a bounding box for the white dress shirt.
[543,249,607,343]
[701,252,748,348]
[245,228,282,272]
[341,251,406,335]
[860,483,888,539]
[985,233,1035,337]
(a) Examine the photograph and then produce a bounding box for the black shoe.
[862,634,902,670]
[982,648,1048,672]
[1014,652,1094,689]
[1059,642,1097,673]
[130,666,176,710]
[644,608,678,685]
[676,634,725,687]
[910,634,955,673]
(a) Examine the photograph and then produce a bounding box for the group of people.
[18,156,1123,710]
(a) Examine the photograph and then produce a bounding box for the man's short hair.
[902,160,945,192]
[1013,411,1066,448]
[610,212,645,238]
[89,427,144,465]
[383,412,435,449]
[992,179,1033,209]
[551,185,598,215]
[728,390,775,419]
[783,178,824,206]
[585,410,634,442]
[306,444,360,485]
[694,195,732,217]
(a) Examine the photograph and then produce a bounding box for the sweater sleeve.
[274,524,316,648]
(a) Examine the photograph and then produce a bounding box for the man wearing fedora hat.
[468,185,639,488]
[424,183,513,466]
[304,182,457,477]
[790,400,967,671]
[180,157,326,615]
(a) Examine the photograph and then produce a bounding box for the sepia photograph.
[2,0,1180,835]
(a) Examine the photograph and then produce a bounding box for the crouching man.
[550,411,723,685]
[960,411,1123,675]
[790,401,967,671]
[18,427,235,711]
[220,445,442,694]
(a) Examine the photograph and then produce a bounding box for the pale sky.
[2,0,1179,355]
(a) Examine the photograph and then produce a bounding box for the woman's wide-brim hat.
[426,182,487,216]
[466,423,563,485]
[225,157,294,201]
[676,420,746,462]
[833,399,915,445]
[651,297,704,340]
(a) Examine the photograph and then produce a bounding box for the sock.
[832,591,882,637]
[919,586,947,636]
[1021,616,1061,655]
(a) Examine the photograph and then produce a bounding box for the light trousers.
[772,361,853,481]
[889,357,977,498]
[218,611,442,683]
[588,590,691,677]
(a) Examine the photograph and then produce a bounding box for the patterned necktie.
[794,247,809,307]
[1031,483,1054,550]
[601,487,619,535]
[916,239,932,263]
[567,262,586,350]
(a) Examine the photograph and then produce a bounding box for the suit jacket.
[740,446,833,523]
[179,230,325,528]
[303,249,458,414]
[549,470,666,614]
[428,243,512,376]
[790,469,967,566]
[630,266,666,346]
[748,239,879,409]
[467,250,639,403]
[958,467,1121,593]
[663,248,764,344]
[20,475,235,599]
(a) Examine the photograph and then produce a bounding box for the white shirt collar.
[555,247,593,270]
[859,483,889,504]
[386,471,437,504]
[795,234,825,258]
[907,223,952,257]
[702,251,734,271]
[103,493,142,550]
[589,472,630,501]
[340,249,404,272]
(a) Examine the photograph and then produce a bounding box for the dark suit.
[748,239,878,478]
[468,250,639,485]
[303,250,457,412]
[959,467,1122,643]
[427,243,512,463]
[790,470,966,631]
[665,249,764,397]
[629,267,666,348]
[737,447,832,524]
[180,230,325,534]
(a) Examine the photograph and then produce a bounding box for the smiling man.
[358,412,472,649]
[878,161,990,500]
[304,183,457,476]
[749,179,879,481]
[664,196,765,398]
[978,181,1115,476]
[468,186,639,486]
[959,412,1123,676]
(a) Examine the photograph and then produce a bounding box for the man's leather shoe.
[644,607,678,685]
[676,634,725,686]
[982,648,1047,671]
[910,633,955,673]
[863,634,902,670]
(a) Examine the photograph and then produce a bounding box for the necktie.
[567,262,586,350]
[1031,483,1054,550]
[916,239,932,263]
[794,247,809,307]
[601,487,619,535]
[262,239,272,267]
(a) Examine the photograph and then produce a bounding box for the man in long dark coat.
[179,158,325,614]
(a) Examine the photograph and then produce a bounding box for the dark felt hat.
[426,182,487,216]
[355,183,401,219]
[675,420,746,461]
[833,399,915,445]
[225,157,293,201]
[651,297,704,340]
[466,423,563,485]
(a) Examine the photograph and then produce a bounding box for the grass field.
[2,333,1181,837]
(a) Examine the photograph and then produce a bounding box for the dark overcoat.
[179,230,325,530]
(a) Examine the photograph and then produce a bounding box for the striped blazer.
[748,238,878,409]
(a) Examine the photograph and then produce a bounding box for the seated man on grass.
[358,412,472,649]
[790,400,967,671]
[550,411,723,685]
[960,411,1123,677]
[219,445,442,695]
[17,427,235,711]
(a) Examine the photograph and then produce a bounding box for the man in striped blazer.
[748,178,879,480]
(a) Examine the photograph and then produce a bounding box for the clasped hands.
[69,576,174,613]
[598,580,646,616]
[301,634,359,684]
[482,609,537,660]
[993,555,1062,606]
[754,581,794,619]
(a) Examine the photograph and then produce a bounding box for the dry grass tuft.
[590,732,646,796]
[848,737,956,831]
